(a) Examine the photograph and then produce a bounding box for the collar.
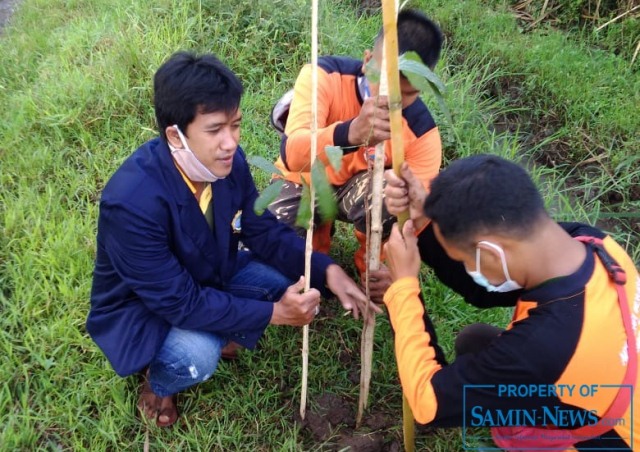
[519,242,594,304]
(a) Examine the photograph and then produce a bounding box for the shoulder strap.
[571,236,635,437]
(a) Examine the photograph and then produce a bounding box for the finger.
[301,288,321,303]
[401,220,418,246]
[288,276,305,293]
[377,122,391,134]
[351,302,359,320]
[375,96,389,109]
[375,108,390,120]
[384,189,409,203]
[400,162,420,188]
[384,194,409,211]
[376,131,391,143]
[368,279,388,292]
[388,222,402,243]
[369,268,389,280]
[384,169,405,187]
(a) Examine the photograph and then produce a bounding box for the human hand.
[384,162,428,228]
[270,276,320,326]
[384,221,422,281]
[348,95,390,147]
[326,264,381,320]
[360,263,393,305]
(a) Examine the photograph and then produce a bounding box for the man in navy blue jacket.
[87,52,369,428]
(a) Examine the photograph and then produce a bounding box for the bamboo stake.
[300,0,319,421]
[382,4,409,228]
[356,58,387,425]
[380,1,414,451]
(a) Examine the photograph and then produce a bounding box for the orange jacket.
[384,223,639,450]
[274,56,441,188]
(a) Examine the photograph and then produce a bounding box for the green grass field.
[0,0,637,450]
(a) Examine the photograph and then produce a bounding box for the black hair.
[153,51,243,139]
[424,154,547,249]
[375,9,443,69]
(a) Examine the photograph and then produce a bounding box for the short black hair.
[424,154,547,249]
[375,9,443,69]
[153,51,243,139]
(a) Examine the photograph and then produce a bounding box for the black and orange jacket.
[383,222,639,450]
[273,56,442,187]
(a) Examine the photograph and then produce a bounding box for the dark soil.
[295,392,402,451]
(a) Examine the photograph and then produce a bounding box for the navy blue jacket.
[87,138,333,376]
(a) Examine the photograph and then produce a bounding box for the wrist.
[346,117,363,147]
[270,302,283,325]
[383,277,421,307]
[335,119,355,148]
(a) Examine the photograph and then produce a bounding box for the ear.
[362,49,373,72]
[165,125,183,149]
[477,238,515,266]
[476,241,501,263]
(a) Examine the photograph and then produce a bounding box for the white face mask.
[168,125,221,182]
[465,241,523,293]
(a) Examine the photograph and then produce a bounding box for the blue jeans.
[148,251,292,397]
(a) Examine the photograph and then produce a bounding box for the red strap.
[570,236,635,438]
[491,235,635,450]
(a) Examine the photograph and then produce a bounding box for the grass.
[0,0,637,450]
[412,0,640,261]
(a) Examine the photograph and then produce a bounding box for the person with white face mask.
[168,125,220,182]
[382,154,639,451]
[87,51,371,429]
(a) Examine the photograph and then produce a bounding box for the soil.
[295,392,402,451]
[286,302,405,451]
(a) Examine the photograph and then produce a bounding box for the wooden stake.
[381,1,414,450]
[382,1,409,228]
[300,0,319,421]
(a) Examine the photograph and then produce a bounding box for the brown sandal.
[137,370,179,428]
[221,341,243,360]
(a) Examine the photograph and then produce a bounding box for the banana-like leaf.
[295,177,312,230]
[399,51,446,92]
[324,145,344,172]
[253,178,284,215]
[399,52,453,126]
[247,154,284,177]
[311,160,338,223]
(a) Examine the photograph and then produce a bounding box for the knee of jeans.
[184,353,219,384]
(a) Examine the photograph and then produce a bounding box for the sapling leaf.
[253,178,284,215]
[325,145,344,172]
[365,58,381,84]
[295,177,312,230]
[399,51,446,92]
[399,52,453,127]
[247,155,283,176]
[311,160,338,224]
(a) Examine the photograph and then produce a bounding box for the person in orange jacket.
[383,155,639,450]
[268,9,443,302]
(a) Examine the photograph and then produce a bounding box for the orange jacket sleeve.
[383,277,442,423]
[283,64,352,173]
